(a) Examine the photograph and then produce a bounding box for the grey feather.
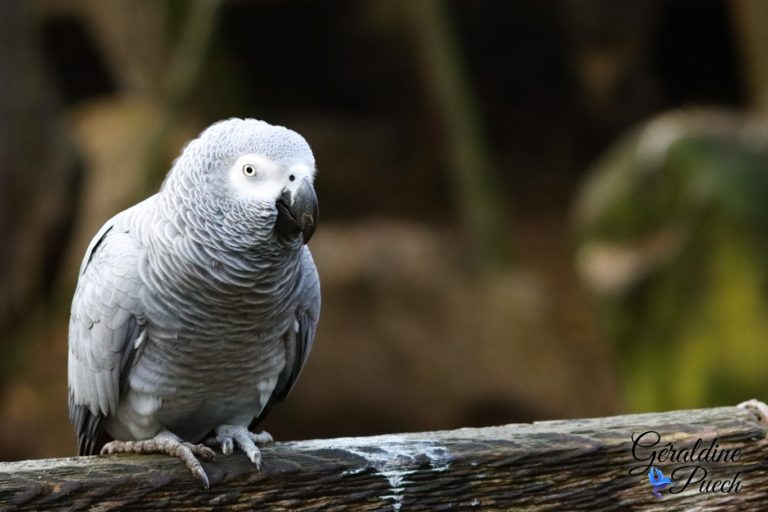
[251,249,320,429]
[68,211,146,454]
[67,118,320,455]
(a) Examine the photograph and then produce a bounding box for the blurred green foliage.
[576,110,768,412]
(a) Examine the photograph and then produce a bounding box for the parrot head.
[164,118,319,248]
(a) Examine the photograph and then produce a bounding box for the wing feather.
[67,217,145,455]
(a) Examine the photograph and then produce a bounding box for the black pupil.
[289,175,295,182]
[246,166,253,174]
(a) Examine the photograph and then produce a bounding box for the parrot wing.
[68,217,146,455]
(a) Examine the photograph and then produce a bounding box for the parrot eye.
[242,164,258,177]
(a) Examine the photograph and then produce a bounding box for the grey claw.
[223,437,233,455]
[192,464,210,489]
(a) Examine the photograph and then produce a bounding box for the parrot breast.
[106,203,304,442]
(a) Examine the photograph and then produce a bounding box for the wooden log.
[1,404,767,510]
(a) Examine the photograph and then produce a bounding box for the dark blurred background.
[4,0,768,461]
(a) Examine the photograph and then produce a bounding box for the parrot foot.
[206,425,273,469]
[100,430,216,488]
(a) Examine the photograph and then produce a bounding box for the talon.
[190,462,210,489]
[179,446,210,489]
[249,449,262,468]
[222,437,233,455]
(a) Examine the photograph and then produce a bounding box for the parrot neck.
[158,176,297,254]
[146,216,305,305]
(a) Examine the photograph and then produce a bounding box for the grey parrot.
[67,118,320,487]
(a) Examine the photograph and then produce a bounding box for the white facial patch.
[227,153,283,202]
[227,153,315,202]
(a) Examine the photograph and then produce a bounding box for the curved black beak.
[275,179,319,244]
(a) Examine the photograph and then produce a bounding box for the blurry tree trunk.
[140,0,224,195]
[0,6,79,322]
[73,0,169,101]
[0,1,81,377]
[730,0,768,114]
[401,0,510,269]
